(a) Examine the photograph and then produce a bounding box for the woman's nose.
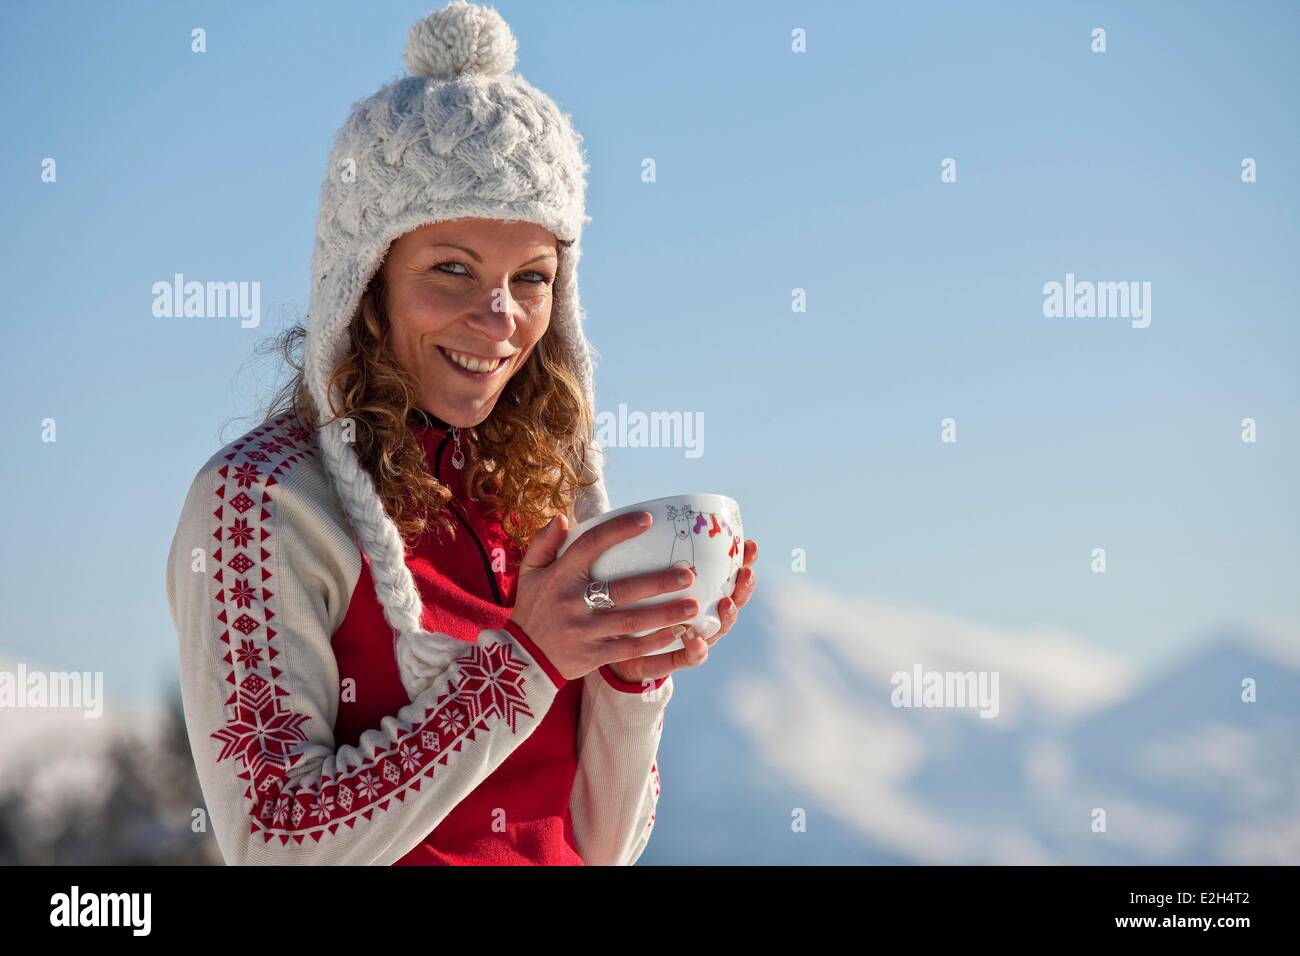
[464,283,519,337]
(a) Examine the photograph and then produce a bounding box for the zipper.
[434,429,504,606]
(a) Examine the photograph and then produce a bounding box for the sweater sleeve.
[568,665,674,865]
[165,437,566,866]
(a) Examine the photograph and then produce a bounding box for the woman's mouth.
[438,346,510,380]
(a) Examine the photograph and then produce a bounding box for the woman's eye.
[515,270,552,285]
[434,261,469,276]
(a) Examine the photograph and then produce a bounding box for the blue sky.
[1,0,1297,701]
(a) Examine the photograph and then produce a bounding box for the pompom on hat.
[302,0,609,701]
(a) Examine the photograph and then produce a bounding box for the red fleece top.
[329,412,658,865]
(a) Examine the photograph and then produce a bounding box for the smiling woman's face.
[381,217,559,428]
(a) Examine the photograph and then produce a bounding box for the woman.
[164,1,758,866]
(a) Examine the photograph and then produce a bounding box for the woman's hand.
[509,511,703,682]
[605,537,759,685]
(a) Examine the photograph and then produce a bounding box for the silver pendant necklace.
[450,426,465,470]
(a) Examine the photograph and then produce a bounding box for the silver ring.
[583,579,616,611]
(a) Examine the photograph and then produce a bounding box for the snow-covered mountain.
[642,578,1300,865]
[5,588,1296,865]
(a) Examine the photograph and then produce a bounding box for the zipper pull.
[450,425,465,470]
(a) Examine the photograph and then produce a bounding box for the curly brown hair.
[256,268,599,557]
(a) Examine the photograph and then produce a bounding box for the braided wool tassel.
[311,373,464,700]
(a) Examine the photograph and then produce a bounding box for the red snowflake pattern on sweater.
[646,759,661,835]
[211,672,312,780]
[204,416,537,846]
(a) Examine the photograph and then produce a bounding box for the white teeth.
[445,348,503,373]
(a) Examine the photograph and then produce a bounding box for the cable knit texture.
[302,1,610,701]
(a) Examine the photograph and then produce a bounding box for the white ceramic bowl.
[556,493,744,654]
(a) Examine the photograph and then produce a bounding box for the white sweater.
[164,415,671,865]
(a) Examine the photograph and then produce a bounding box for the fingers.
[602,625,709,678]
[637,628,711,676]
[680,629,711,666]
[730,565,757,610]
[580,593,700,642]
[710,556,758,644]
[711,596,738,644]
[599,624,688,669]
[520,513,569,571]
[595,539,760,673]
[710,561,757,643]
[604,565,695,608]
[559,511,652,575]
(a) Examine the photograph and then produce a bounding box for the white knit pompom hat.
[302,0,610,701]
